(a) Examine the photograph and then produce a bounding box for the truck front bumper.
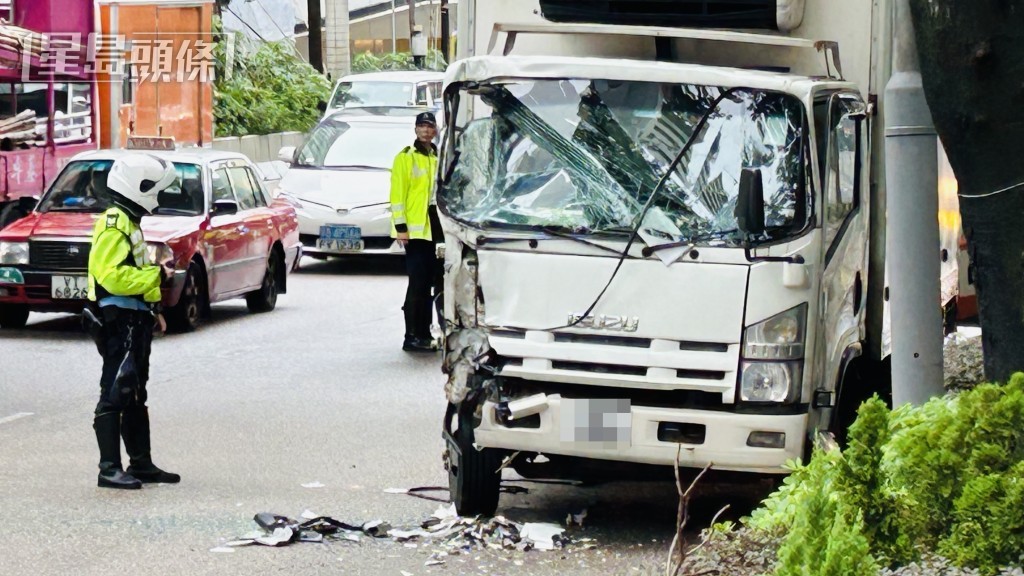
[474,395,807,474]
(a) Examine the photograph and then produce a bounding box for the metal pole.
[884,0,944,406]
[308,0,324,72]
[391,0,396,53]
[440,0,449,63]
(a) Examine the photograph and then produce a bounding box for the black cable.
[538,86,749,333]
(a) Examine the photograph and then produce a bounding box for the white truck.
[438,0,962,515]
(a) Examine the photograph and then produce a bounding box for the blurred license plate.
[52,275,88,299]
[560,398,632,447]
[318,225,363,253]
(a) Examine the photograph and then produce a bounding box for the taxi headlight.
[146,242,173,266]
[0,241,28,265]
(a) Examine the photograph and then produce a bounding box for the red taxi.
[0,145,301,331]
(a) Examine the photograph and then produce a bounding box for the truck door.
[816,92,869,401]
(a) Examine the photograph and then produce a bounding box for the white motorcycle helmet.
[106,153,177,215]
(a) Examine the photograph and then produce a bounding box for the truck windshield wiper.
[641,228,740,257]
[476,226,637,257]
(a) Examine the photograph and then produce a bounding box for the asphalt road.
[0,257,762,576]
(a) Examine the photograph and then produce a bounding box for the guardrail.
[212,132,305,164]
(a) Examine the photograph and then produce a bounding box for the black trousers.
[403,206,444,339]
[95,307,154,415]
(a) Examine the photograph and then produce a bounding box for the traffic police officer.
[87,153,179,489]
[390,111,442,352]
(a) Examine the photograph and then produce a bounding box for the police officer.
[391,111,442,353]
[87,153,179,489]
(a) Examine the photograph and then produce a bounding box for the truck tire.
[0,304,29,329]
[447,407,504,517]
[166,262,205,333]
[246,252,279,313]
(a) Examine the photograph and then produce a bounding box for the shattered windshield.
[440,80,808,246]
[38,160,204,216]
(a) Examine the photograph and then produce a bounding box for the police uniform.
[391,112,443,351]
[88,205,179,489]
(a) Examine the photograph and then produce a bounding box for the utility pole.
[884,0,944,406]
[391,0,397,53]
[324,0,351,80]
[307,0,323,73]
[440,0,449,63]
[408,0,426,68]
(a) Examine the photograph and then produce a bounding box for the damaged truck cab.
[438,0,956,516]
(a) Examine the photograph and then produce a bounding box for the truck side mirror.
[736,168,766,237]
[278,146,296,163]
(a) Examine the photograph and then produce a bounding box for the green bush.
[213,19,331,137]
[742,375,1024,575]
[351,49,448,73]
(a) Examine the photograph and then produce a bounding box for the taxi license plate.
[52,275,88,299]
[317,225,364,253]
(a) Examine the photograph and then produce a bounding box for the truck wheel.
[446,406,503,517]
[0,304,29,329]
[246,252,279,313]
[166,262,205,333]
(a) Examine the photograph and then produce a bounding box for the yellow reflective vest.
[389,144,438,241]
[87,206,162,303]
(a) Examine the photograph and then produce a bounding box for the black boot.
[93,412,141,490]
[403,334,437,353]
[122,406,180,484]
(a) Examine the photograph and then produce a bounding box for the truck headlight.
[739,305,807,403]
[743,304,807,360]
[0,241,28,265]
[740,361,802,403]
[146,242,173,266]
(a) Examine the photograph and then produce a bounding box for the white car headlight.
[0,241,29,265]
[146,242,174,266]
[739,305,807,403]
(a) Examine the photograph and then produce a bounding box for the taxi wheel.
[246,253,279,313]
[166,262,204,333]
[447,406,503,517]
[0,304,29,329]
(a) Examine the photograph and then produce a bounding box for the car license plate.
[52,275,88,300]
[317,225,364,253]
[560,398,632,448]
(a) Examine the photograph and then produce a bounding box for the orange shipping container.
[95,0,214,149]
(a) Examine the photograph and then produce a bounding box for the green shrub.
[739,376,1024,575]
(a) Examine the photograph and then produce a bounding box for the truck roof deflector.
[489,22,844,81]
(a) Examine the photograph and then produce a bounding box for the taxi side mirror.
[212,199,238,216]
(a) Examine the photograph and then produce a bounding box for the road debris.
[217,504,596,555]
[301,481,326,489]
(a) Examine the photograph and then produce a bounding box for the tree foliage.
[746,375,1024,575]
[213,20,332,137]
[351,49,448,73]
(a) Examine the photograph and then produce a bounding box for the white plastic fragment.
[519,523,566,551]
[301,509,319,519]
[301,481,326,489]
[209,546,236,553]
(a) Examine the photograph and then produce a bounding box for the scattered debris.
[383,486,452,503]
[944,333,985,390]
[220,504,596,555]
[301,481,326,489]
[566,509,588,528]
[209,546,236,553]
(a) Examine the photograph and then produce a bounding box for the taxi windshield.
[38,160,204,216]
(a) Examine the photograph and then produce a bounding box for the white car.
[276,113,419,258]
[324,70,444,117]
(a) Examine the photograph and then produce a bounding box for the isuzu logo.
[567,313,640,332]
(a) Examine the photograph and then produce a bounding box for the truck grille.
[30,241,91,270]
